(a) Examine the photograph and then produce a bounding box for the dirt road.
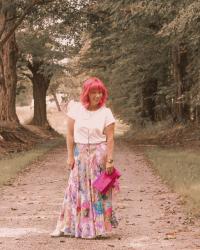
[0,139,200,250]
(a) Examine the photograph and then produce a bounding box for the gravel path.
[0,140,200,250]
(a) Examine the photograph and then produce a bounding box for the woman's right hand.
[67,157,75,170]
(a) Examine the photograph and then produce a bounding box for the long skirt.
[54,142,118,239]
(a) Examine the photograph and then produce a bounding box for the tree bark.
[172,44,183,122]
[171,43,190,123]
[141,79,158,122]
[30,71,51,127]
[0,2,19,125]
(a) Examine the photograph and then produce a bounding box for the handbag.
[92,167,121,194]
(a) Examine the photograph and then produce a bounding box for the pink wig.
[80,77,108,108]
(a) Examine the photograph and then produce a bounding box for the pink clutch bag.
[92,168,121,194]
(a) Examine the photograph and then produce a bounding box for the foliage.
[16,0,96,93]
[78,0,200,127]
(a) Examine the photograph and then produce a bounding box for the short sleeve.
[67,101,79,120]
[105,108,115,127]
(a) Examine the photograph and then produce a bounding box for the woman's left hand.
[105,162,114,175]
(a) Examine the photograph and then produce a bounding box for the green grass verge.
[0,137,65,187]
[145,147,200,216]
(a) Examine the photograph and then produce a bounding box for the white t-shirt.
[67,102,115,144]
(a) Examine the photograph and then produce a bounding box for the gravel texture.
[0,141,200,250]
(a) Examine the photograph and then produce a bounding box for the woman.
[51,77,118,239]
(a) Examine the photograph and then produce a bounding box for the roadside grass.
[145,147,200,216]
[0,137,65,187]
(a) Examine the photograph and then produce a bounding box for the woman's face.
[88,88,103,107]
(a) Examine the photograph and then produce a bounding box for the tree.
[0,1,19,124]
[159,0,200,123]
[78,0,200,128]
[17,0,89,127]
[18,0,95,127]
[0,0,54,125]
[78,1,171,125]
[17,29,65,127]
[0,0,94,141]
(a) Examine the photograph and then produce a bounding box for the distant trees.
[79,0,200,127]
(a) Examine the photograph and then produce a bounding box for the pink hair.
[80,77,108,108]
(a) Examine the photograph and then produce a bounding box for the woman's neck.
[87,104,99,111]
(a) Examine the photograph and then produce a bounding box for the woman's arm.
[104,123,115,174]
[66,117,75,169]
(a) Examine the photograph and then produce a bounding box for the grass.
[0,137,65,187]
[145,147,200,216]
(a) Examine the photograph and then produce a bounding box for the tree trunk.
[51,90,61,111]
[193,103,200,124]
[172,43,190,123]
[141,79,158,122]
[30,72,50,127]
[172,44,183,122]
[0,2,19,125]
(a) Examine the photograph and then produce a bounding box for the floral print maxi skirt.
[54,142,118,239]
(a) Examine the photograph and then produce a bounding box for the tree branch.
[21,72,33,81]
[27,60,34,72]
[0,0,55,48]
